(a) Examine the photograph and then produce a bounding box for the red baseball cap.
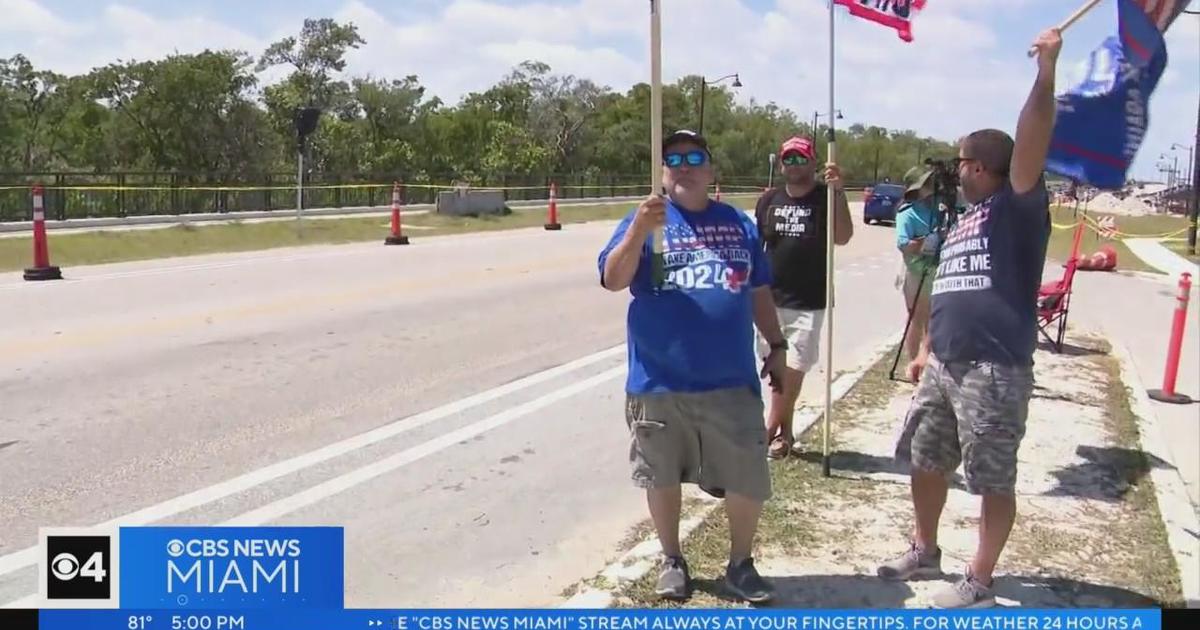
[779,136,816,160]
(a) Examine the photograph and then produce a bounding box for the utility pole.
[1188,92,1198,255]
[293,106,321,237]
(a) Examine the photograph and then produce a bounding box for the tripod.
[888,175,958,382]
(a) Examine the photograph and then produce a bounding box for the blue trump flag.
[1046,0,1188,189]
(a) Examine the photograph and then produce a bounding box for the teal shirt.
[895,200,938,275]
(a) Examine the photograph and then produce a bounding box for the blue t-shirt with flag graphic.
[598,199,772,395]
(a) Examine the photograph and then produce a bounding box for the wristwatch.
[768,340,787,352]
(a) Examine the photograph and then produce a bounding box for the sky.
[0,0,1196,182]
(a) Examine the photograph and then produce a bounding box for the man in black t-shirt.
[754,136,854,459]
[879,28,1061,609]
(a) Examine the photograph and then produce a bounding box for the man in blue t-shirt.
[879,29,1060,609]
[598,130,787,605]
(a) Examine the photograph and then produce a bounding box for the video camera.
[922,157,965,226]
[923,157,960,195]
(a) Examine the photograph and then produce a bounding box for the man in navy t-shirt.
[880,29,1061,609]
[598,130,787,604]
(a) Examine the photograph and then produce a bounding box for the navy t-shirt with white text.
[929,179,1050,366]
[598,199,772,395]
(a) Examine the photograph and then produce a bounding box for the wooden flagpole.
[1028,0,1104,56]
[822,0,837,477]
[649,0,665,288]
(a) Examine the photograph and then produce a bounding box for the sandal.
[768,436,792,459]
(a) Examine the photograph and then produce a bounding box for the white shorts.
[759,308,825,372]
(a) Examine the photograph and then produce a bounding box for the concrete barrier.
[436,189,509,216]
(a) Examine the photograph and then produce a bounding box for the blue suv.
[863,183,905,225]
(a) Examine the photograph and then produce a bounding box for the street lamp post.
[698,73,741,135]
[1171,143,1194,189]
[768,152,776,189]
[1184,8,1200,254]
[1188,92,1199,255]
[812,109,843,154]
[1159,154,1179,187]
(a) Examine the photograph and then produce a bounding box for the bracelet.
[768,340,787,351]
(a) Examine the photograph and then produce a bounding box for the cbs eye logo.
[46,535,110,600]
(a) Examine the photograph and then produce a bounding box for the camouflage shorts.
[894,354,1034,495]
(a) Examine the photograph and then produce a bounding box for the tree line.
[0,18,958,187]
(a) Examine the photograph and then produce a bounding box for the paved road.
[0,194,678,238]
[0,202,904,607]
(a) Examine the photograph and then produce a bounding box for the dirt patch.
[601,332,1184,608]
[609,350,904,608]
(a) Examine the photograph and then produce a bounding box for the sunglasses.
[664,150,709,168]
[781,154,810,166]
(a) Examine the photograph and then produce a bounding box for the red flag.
[834,0,927,42]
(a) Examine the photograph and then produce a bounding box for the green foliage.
[0,19,959,186]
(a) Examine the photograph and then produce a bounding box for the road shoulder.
[567,330,1190,609]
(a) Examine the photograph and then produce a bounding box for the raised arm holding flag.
[880,27,1063,610]
[1046,0,1189,188]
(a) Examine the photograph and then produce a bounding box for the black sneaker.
[725,557,773,604]
[654,555,690,600]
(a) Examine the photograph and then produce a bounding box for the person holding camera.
[894,167,942,365]
[878,28,1061,609]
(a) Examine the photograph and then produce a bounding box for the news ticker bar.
[0,608,1195,630]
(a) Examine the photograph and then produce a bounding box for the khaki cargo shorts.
[625,387,771,502]
[893,353,1035,496]
[756,309,825,372]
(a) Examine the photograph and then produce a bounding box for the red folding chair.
[1037,220,1084,353]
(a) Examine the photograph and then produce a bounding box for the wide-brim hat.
[903,167,935,200]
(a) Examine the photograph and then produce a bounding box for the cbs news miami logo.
[36,526,343,610]
[38,527,121,608]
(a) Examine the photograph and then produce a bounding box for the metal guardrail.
[0,194,630,234]
[0,172,875,223]
[0,190,777,236]
[0,172,785,222]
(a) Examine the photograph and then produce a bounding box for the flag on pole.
[833,0,927,42]
[1046,0,1188,189]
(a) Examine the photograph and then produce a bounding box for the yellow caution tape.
[0,181,771,194]
[0,182,655,193]
[1052,216,1192,240]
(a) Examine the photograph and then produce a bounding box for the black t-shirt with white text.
[929,179,1051,366]
[755,184,829,310]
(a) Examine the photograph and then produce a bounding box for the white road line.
[0,344,624,580]
[224,366,624,527]
[560,330,905,609]
[2,364,626,609]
